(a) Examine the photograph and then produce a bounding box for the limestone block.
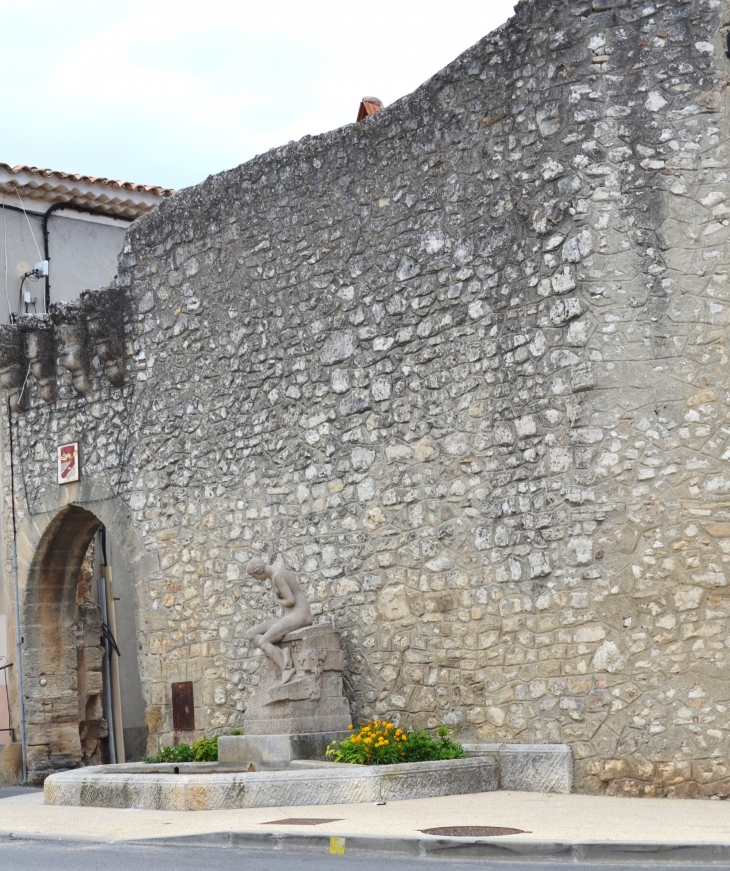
[219,732,348,764]
[18,315,56,404]
[377,757,498,802]
[50,302,91,395]
[0,324,29,411]
[463,743,573,794]
[0,744,22,785]
[44,756,498,810]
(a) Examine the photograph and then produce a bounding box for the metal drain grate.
[263,818,343,826]
[420,826,527,838]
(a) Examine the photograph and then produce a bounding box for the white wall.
[0,200,131,325]
[48,211,128,305]
[0,205,44,323]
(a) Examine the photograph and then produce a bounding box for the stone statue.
[245,557,313,684]
[222,556,351,761]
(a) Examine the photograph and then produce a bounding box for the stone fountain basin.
[43,756,499,811]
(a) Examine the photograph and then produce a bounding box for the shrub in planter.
[192,735,218,761]
[143,734,220,763]
[326,720,465,765]
[143,743,194,763]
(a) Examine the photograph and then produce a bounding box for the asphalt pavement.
[0,786,37,800]
[0,839,727,871]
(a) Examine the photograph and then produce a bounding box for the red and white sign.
[57,443,79,484]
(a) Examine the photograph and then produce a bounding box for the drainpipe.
[7,401,27,783]
[98,575,116,763]
[11,542,26,784]
[41,203,132,313]
[100,528,124,763]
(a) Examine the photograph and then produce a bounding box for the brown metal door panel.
[171,681,195,731]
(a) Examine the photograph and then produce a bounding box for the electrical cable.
[0,203,46,220]
[11,186,42,264]
[7,398,28,783]
[41,202,132,313]
[16,364,31,407]
[100,525,108,567]
[101,622,121,657]
[2,205,10,321]
[19,272,39,315]
[0,659,12,739]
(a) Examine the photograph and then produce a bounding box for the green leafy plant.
[229,729,243,736]
[192,735,218,762]
[143,743,195,763]
[143,734,221,764]
[326,720,465,766]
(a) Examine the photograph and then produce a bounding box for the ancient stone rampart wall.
[4,0,730,794]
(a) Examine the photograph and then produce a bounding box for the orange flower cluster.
[348,720,406,750]
[328,719,416,764]
[329,721,465,766]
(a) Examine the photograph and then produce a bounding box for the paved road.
[0,839,725,871]
[0,786,38,800]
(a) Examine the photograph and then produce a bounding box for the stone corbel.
[0,325,30,413]
[81,287,126,387]
[50,302,91,395]
[18,314,57,404]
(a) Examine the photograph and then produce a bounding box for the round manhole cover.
[420,826,527,838]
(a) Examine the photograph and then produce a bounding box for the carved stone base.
[218,731,348,765]
[243,623,351,736]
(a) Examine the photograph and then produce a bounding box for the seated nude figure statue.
[245,557,313,684]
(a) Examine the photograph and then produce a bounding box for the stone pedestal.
[236,623,351,762]
[218,731,348,764]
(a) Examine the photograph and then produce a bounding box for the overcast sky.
[1,1,516,191]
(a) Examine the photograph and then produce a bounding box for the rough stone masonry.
[1,0,730,795]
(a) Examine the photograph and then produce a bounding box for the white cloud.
[0,0,516,188]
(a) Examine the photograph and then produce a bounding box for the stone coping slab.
[463,743,573,794]
[44,755,498,811]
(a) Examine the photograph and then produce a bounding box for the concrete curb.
[128,831,730,864]
[3,827,730,863]
[0,831,118,845]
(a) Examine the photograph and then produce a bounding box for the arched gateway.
[22,505,145,784]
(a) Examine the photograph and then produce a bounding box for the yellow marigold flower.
[386,723,394,729]
[383,739,389,745]
[348,724,353,729]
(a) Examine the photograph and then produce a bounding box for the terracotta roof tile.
[0,161,174,220]
[0,162,174,197]
[357,97,384,122]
